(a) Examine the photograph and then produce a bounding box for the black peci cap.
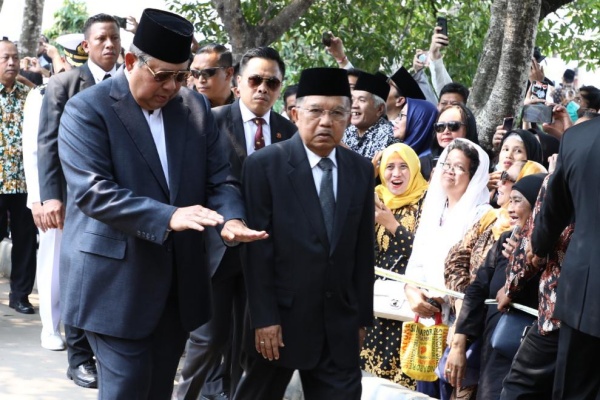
[133,8,194,64]
[388,66,426,100]
[296,67,351,98]
[353,71,390,100]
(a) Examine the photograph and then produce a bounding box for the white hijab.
[405,138,491,295]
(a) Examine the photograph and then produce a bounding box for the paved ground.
[0,277,99,400]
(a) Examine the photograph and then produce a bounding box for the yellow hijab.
[480,160,548,239]
[375,143,429,209]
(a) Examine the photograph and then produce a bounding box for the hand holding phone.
[114,16,127,29]
[502,117,514,132]
[509,225,522,241]
[322,31,333,47]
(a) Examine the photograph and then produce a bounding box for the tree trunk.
[0,1,4,15]
[468,0,541,150]
[211,0,315,63]
[19,0,45,57]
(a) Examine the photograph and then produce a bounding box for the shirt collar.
[87,59,117,82]
[304,146,337,169]
[239,99,271,125]
[0,80,26,94]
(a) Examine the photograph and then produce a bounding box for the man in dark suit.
[531,117,600,399]
[234,68,374,400]
[177,46,295,400]
[56,9,266,399]
[36,13,121,388]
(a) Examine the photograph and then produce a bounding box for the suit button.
[151,235,156,241]
[325,292,333,298]
[137,230,141,236]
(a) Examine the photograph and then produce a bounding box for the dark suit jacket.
[532,117,600,337]
[57,68,245,339]
[38,63,95,202]
[241,134,375,369]
[206,100,295,277]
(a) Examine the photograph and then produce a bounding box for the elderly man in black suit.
[234,67,374,400]
[36,13,121,388]
[57,9,266,399]
[531,117,600,399]
[177,46,295,400]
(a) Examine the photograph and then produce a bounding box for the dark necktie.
[103,74,111,81]
[317,158,335,241]
[253,118,265,150]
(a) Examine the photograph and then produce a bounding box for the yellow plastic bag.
[400,313,449,381]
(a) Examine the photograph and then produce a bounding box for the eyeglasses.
[440,162,466,174]
[433,121,466,133]
[500,170,516,184]
[141,57,190,83]
[190,67,225,80]
[392,113,407,127]
[246,75,282,91]
[296,107,349,121]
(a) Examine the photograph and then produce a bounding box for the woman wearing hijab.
[444,174,547,400]
[488,129,543,204]
[360,143,428,389]
[391,98,438,157]
[442,160,547,399]
[403,138,490,398]
[420,104,479,181]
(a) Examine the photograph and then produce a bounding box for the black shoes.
[67,360,98,388]
[8,299,34,314]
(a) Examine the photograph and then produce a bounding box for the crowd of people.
[1,6,600,400]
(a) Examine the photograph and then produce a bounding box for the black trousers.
[86,294,188,400]
[65,324,95,368]
[552,322,600,400]
[233,340,362,400]
[0,194,37,302]
[177,248,246,399]
[500,324,558,400]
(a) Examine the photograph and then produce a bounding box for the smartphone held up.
[437,16,448,39]
[322,31,333,47]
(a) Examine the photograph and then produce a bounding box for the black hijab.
[500,129,543,164]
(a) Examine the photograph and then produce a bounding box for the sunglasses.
[500,170,516,184]
[247,75,282,91]
[433,121,466,133]
[190,67,225,80]
[141,57,190,83]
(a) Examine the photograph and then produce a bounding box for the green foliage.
[168,0,492,90]
[43,0,88,39]
[536,0,600,73]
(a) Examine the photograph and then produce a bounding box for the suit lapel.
[80,63,95,90]
[230,101,247,161]
[163,96,188,204]
[330,148,352,253]
[110,72,169,198]
[287,135,330,250]
[269,113,291,144]
[162,97,189,204]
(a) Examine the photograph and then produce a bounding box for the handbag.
[400,313,449,381]
[490,308,536,359]
[373,279,415,322]
[435,338,481,387]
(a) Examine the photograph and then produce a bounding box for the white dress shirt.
[304,146,338,200]
[239,100,272,156]
[142,109,169,188]
[87,59,117,84]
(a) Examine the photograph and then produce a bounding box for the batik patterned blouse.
[342,117,398,159]
[504,176,574,334]
[0,81,29,194]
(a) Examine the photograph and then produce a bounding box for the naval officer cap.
[133,8,194,64]
[296,68,351,98]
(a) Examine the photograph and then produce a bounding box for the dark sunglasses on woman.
[433,121,466,133]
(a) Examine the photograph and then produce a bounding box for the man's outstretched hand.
[221,219,269,243]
